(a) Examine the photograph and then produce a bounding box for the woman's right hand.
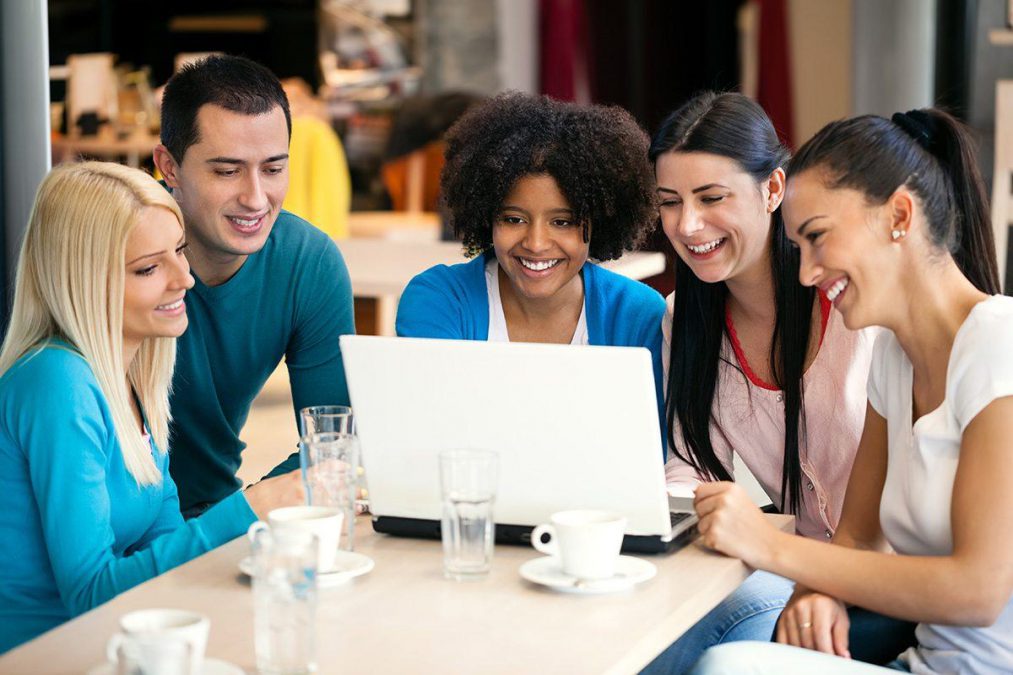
[775,588,851,658]
[243,470,306,520]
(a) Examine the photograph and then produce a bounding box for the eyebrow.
[655,187,678,195]
[206,154,289,165]
[691,183,729,194]
[500,205,574,214]
[127,234,186,266]
[797,215,827,236]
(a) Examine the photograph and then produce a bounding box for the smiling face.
[122,206,195,353]
[655,151,780,284]
[491,174,590,302]
[155,103,289,279]
[783,169,902,330]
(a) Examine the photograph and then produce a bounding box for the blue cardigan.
[0,342,256,652]
[395,253,667,440]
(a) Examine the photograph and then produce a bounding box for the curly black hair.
[440,92,656,261]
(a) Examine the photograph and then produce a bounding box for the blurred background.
[1,0,1011,485]
[2,0,1013,319]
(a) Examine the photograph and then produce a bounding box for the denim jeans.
[640,571,918,674]
[641,570,795,675]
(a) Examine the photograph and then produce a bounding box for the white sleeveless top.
[869,295,1013,674]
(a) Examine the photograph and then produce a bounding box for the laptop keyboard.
[670,511,693,526]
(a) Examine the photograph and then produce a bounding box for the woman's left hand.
[694,481,780,567]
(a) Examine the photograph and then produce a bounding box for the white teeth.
[826,278,849,302]
[687,238,725,254]
[157,299,183,311]
[229,216,260,227]
[519,258,560,271]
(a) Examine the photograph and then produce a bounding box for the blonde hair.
[0,162,184,485]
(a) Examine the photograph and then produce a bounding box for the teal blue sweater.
[168,210,355,514]
[395,254,667,442]
[0,342,256,653]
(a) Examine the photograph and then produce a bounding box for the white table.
[0,515,793,674]
[338,238,668,335]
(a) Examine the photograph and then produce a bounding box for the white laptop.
[340,335,697,554]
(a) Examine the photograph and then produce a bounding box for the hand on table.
[244,470,306,520]
[776,588,851,658]
[694,481,780,568]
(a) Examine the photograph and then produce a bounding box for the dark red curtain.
[538,0,590,102]
[756,0,795,148]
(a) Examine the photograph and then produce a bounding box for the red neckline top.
[724,292,832,391]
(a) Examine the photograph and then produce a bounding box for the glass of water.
[250,527,318,675]
[300,431,359,551]
[439,449,498,580]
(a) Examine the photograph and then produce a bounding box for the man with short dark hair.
[153,55,354,518]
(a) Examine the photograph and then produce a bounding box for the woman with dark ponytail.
[643,92,884,673]
[690,109,1012,673]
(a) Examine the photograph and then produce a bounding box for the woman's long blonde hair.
[0,162,184,485]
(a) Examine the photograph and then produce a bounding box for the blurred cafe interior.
[0,0,1011,672]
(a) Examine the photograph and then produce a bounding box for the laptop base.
[371,515,698,555]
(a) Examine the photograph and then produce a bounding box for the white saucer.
[239,550,374,588]
[519,555,657,594]
[88,657,245,675]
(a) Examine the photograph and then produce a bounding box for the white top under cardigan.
[869,295,1013,674]
[485,258,589,345]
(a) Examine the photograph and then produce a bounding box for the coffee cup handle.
[106,633,125,664]
[247,521,269,542]
[531,524,558,556]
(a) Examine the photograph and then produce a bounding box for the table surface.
[339,238,668,298]
[0,515,792,675]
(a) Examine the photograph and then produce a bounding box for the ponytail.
[790,108,1000,295]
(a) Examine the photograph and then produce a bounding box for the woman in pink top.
[641,92,898,674]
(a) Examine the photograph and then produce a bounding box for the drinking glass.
[439,449,498,580]
[300,431,358,551]
[250,527,318,675]
[299,405,354,436]
[299,406,368,514]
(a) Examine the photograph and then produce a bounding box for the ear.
[153,145,182,188]
[887,186,915,241]
[765,167,786,213]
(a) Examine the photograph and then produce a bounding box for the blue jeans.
[641,572,919,674]
[641,570,795,675]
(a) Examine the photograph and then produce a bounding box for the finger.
[693,481,731,503]
[774,616,787,644]
[831,612,851,658]
[811,606,835,655]
[798,614,815,651]
[784,612,802,648]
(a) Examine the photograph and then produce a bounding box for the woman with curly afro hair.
[396,92,667,427]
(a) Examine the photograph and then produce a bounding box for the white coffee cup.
[106,608,208,675]
[248,505,343,572]
[531,510,628,580]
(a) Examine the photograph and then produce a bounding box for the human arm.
[17,364,254,617]
[697,395,1013,627]
[774,402,890,655]
[395,266,469,339]
[264,239,355,479]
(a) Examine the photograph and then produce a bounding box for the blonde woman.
[0,162,270,653]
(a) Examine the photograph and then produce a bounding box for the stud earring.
[891,229,907,241]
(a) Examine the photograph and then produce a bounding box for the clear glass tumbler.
[300,431,359,551]
[250,527,318,675]
[439,449,499,580]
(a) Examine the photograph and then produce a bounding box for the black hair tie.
[891,109,938,154]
